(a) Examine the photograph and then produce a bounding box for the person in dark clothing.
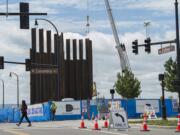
[16,100,31,127]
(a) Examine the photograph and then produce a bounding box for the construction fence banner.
[136,100,160,113]
[144,104,157,119]
[55,101,81,115]
[82,100,87,113]
[109,101,121,110]
[27,104,44,117]
[172,99,179,112]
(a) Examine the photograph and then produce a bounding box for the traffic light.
[20,2,29,29]
[132,40,138,55]
[0,56,4,69]
[144,37,151,53]
[159,74,164,81]
[25,59,31,71]
[110,89,115,95]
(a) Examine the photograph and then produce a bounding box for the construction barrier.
[0,99,178,123]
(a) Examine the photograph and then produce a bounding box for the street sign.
[109,108,128,130]
[158,45,175,54]
[144,104,157,119]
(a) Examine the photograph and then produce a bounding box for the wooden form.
[30,28,93,104]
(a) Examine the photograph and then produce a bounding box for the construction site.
[0,0,180,135]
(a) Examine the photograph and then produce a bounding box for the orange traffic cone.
[79,116,87,129]
[102,116,108,128]
[175,114,180,132]
[92,117,101,130]
[103,119,108,128]
[140,113,150,132]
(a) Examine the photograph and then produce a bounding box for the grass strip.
[129,120,177,126]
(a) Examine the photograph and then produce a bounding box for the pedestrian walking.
[16,100,31,127]
[50,102,57,121]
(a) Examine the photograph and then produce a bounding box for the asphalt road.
[0,126,179,135]
[0,121,179,135]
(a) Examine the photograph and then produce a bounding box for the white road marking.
[76,127,128,135]
[3,129,30,135]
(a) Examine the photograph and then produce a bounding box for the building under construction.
[29,28,93,104]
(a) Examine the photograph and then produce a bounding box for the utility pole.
[144,22,151,38]
[175,0,180,113]
[159,74,167,120]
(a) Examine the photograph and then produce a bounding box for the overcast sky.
[0,0,178,104]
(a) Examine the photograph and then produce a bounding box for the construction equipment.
[104,0,131,72]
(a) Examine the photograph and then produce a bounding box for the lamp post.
[175,0,180,114]
[9,72,19,108]
[0,79,4,108]
[35,18,60,100]
[110,89,115,101]
[159,74,167,120]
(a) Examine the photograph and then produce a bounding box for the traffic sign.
[109,108,128,130]
[158,45,175,54]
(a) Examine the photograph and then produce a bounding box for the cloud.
[126,0,174,12]
[0,0,178,104]
[0,21,30,58]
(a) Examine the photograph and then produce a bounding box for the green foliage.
[164,57,177,92]
[114,69,141,99]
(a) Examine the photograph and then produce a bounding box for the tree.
[114,69,141,99]
[164,57,177,93]
[164,57,180,110]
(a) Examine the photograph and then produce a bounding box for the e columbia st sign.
[158,45,175,55]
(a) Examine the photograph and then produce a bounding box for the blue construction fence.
[0,99,178,123]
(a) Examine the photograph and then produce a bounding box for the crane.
[104,0,131,72]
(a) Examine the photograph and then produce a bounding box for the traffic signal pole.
[175,0,180,113]
[132,0,180,113]
[136,40,176,47]
[133,1,179,98]
[0,2,47,29]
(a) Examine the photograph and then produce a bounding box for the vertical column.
[54,34,58,100]
[79,39,83,99]
[86,39,93,99]
[31,28,36,51]
[39,29,44,102]
[46,31,51,100]
[30,28,36,104]
[59,33,65,99]
[65,39,71,98]
[47,31,51,53]
[70,39,77,99]
[39,29,44,53]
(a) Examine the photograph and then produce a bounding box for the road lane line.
[3,129,30,135]
[76,128,128,135]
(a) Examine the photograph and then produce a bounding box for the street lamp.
[35,18,59,35]
[158,74,167,120]
[0,79,4,108]
[35,18,60,100]
[9,72,19,108]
